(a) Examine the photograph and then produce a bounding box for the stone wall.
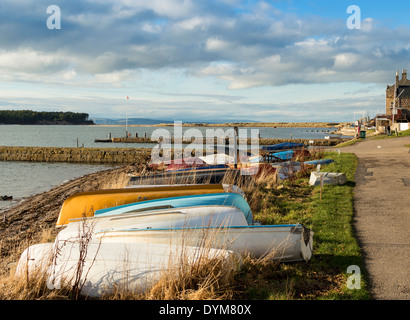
[0,138,350,164]
[0,146,152,164]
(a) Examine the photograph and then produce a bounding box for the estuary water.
[0,161,116,211]
[0,124,343,149]
[0,124,346,211]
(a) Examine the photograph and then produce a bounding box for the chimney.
[396,70,399,87]
[402,69,407,80]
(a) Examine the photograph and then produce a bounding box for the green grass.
[370,128,410,140]
[244,151,370,300]
[333,138,363,148]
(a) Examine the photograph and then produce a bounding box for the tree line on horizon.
[0,110,94,125]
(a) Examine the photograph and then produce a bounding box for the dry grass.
[0,227,68,300]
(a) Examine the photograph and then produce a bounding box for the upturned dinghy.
[56,205,250,242]
[127,168,251,186]
[95,223,313,262]
[17,240,240,298]
[93,192,253,224]
[261,142,305,152]
[56,184,229,226]
[16,204,313,298]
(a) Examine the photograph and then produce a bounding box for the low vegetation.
[370,128,410,140]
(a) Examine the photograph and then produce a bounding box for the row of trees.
[0,110,94,125]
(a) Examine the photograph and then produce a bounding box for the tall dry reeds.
[100,226,244,300]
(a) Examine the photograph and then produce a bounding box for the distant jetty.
[106,136,350,146]
[97,122,347,128]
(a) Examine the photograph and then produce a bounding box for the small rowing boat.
[56,184,228,226]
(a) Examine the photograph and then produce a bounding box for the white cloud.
[334,53,360,69]
[205,37,232,52]
[0,49,68,74]
[0,0,409,121]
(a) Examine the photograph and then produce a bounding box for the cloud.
[1,0,409,88]
[0,0,409,121]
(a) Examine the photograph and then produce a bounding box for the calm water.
[0,161,117,212]
[0,125,344,148]
[0,125,347,211]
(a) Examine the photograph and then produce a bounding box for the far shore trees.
[0,110,94,125]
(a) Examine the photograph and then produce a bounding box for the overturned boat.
[17,183,314,298]
[56,184,233,226]
[17,203,312,297]
[127,168,252,187]
[17,241,239,298]
[93,192,253,224]
[261,142,305,152]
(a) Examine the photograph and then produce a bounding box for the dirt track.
[340,136,410,300]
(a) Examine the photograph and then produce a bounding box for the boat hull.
[96,224,313,262]
[127,168,252,186]
[56,184,227,226]
[16,241,240,298]
[94,192,253,224]
[56,205,250,242]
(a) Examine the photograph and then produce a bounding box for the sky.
[1,0,410,123]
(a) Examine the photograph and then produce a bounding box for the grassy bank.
[370,128,410,140]
[241,151,369,299]
[0,152,369,300]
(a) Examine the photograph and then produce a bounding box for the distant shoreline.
[94,122,346,128]
[0,122,94,125]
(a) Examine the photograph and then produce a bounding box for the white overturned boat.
[18,241,238,298]
[16,191,313,297]
[55,205,250,242]
[16,205,247,297]
[96,223,313,262]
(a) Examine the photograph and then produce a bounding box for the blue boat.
[261,142,305,152]
[167,164,229,172]
[304,159,335,165]
[269,150,294,161]
[252,150,295,163]
[94,192,253,224]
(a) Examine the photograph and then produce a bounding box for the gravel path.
[340,136,410,300]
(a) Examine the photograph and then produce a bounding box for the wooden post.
[320,174,324,201]
[234,126,238,169]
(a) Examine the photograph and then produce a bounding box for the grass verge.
[370,128,410,140]
[245,151,370,299]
